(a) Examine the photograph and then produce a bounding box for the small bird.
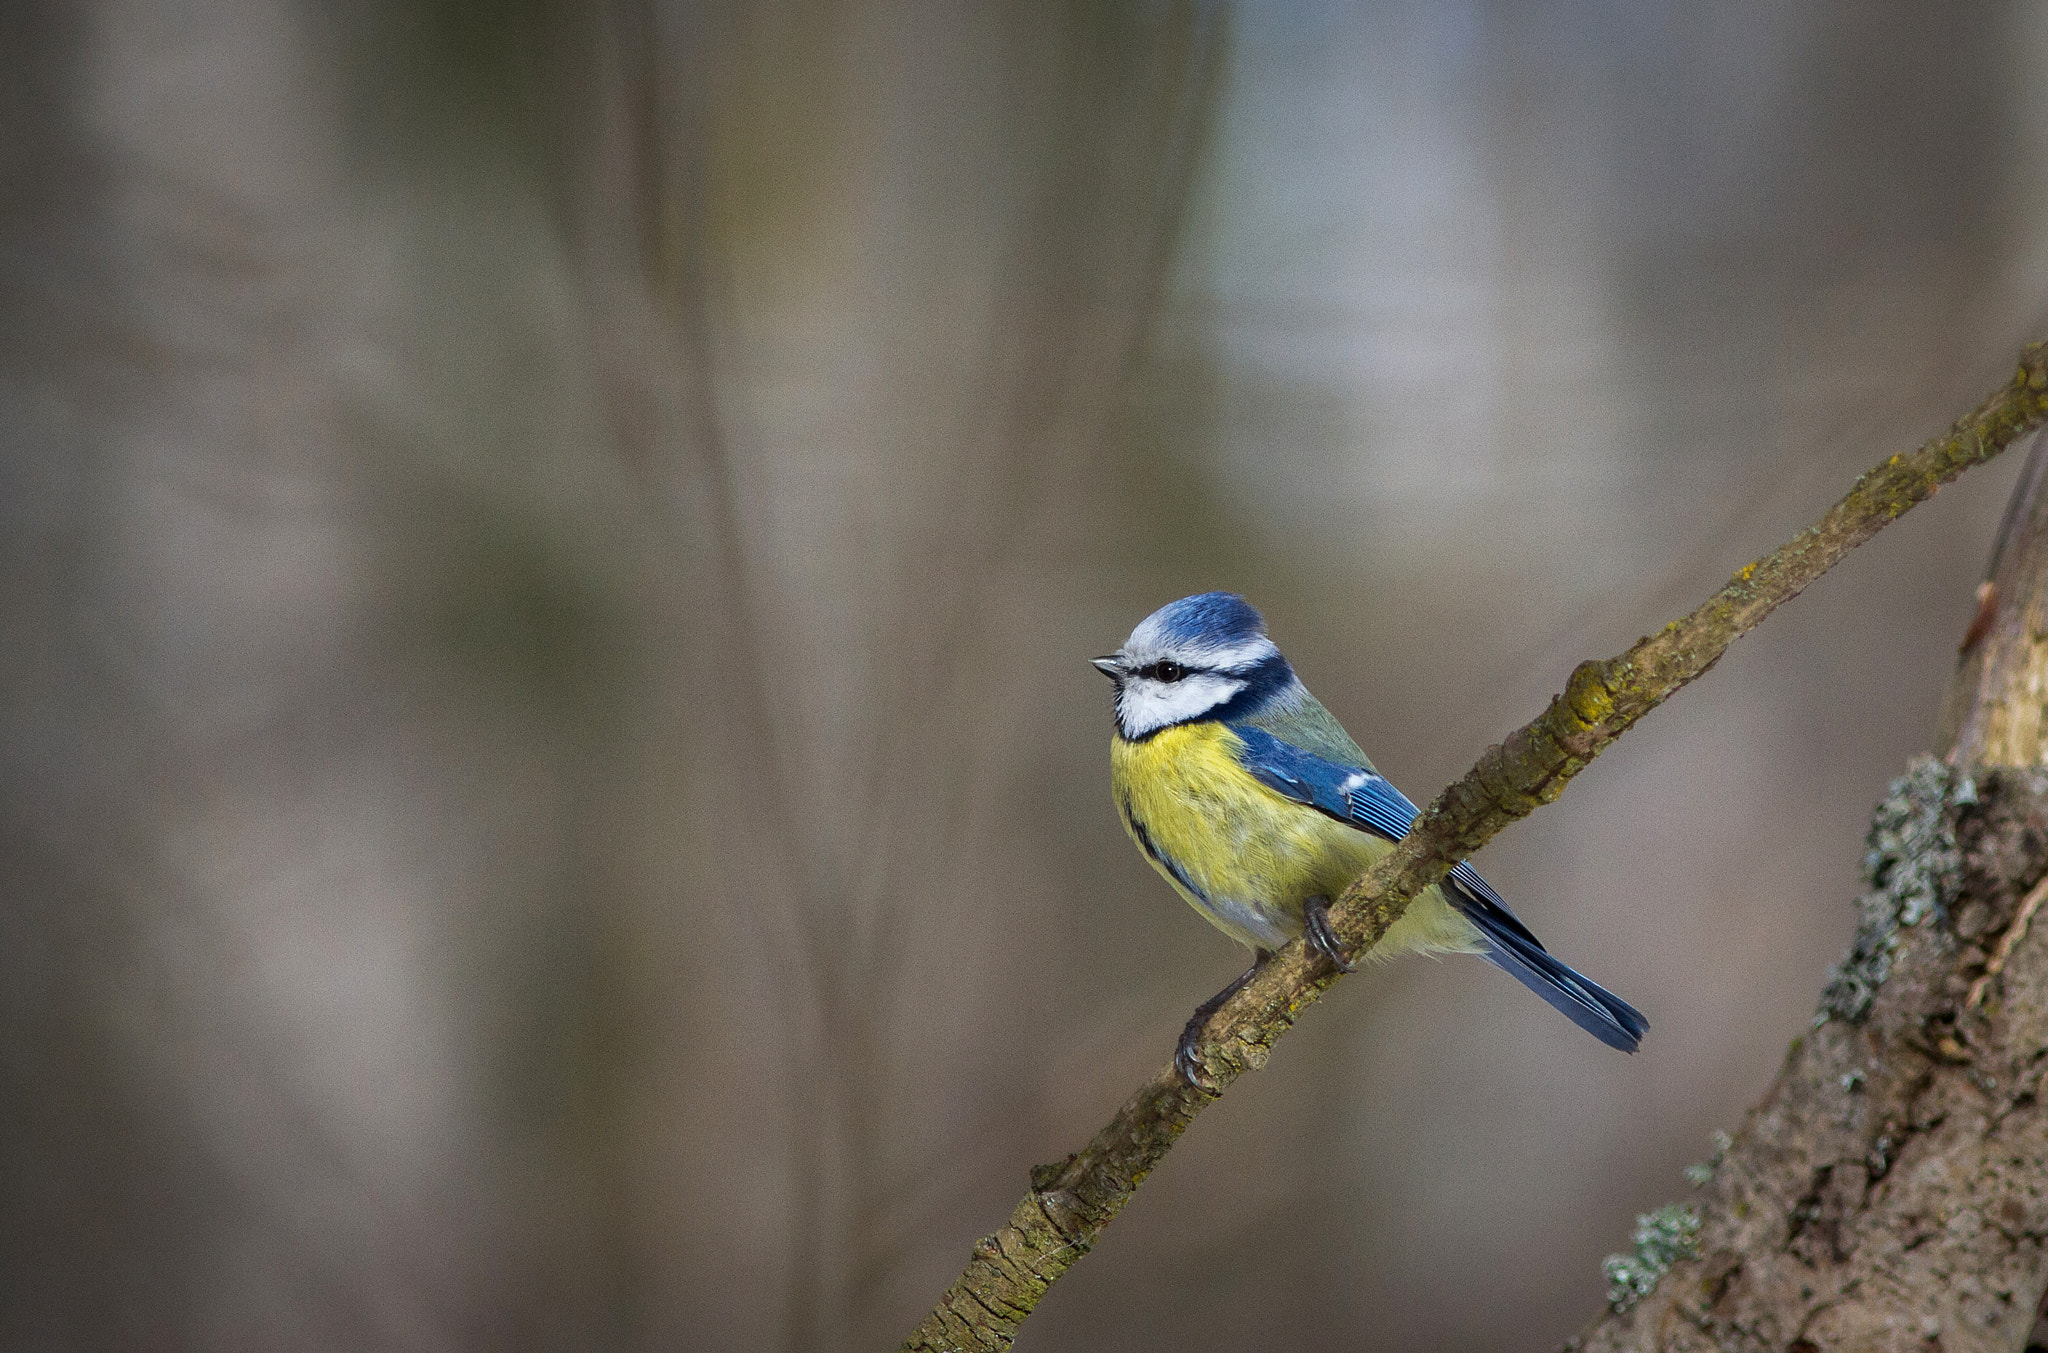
[1095,591,1647,1084]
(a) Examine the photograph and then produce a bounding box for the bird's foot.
[1303,895,1357,972]
[1176,949,1272,1088]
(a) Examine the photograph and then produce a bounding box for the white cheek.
[1119,674,1243,736]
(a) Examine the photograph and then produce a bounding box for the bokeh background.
[6,2,2048,1349]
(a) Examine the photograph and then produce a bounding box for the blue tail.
[1445,874,1648,1053]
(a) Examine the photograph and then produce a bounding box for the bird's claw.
[1304,895,1357,972]
[1174,949,1272,1089]
[1174,1022,1209,1088]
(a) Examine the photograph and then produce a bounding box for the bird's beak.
[1091,655,1123,680]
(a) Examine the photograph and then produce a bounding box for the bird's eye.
[1155,661,1185,683]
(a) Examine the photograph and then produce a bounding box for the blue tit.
[1094,591,1646,1084]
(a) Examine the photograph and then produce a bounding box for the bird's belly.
[1112,723,1465,954]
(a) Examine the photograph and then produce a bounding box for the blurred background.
[5,1,2047,1349]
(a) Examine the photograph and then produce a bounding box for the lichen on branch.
[1817,756,1972,1024]
[1601,1204,1704,1314]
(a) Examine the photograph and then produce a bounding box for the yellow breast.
[1109,722,1481,959]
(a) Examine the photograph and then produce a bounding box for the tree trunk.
[1570,438,2048,1353]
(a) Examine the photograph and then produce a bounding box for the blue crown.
[1152,592,1267,646]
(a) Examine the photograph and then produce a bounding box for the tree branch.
[901,344,2048,1353]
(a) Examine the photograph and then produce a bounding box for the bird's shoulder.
[1229,683,1375,771]
[1223,691,1425,844]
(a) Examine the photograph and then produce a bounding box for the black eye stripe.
[1140,660,1188,683]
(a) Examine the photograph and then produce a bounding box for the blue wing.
[1228,723,1647,1052]
[1226,726,1536,944]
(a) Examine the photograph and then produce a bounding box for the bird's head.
[1093,592,1296,739]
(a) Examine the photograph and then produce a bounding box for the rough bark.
[1566,441,2048,1352]
[1571,762,2048,1353]
[899,353,2048,1352]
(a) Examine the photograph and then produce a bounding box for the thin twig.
[1968,870,2048,1008]
[900,344,2048,1353]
